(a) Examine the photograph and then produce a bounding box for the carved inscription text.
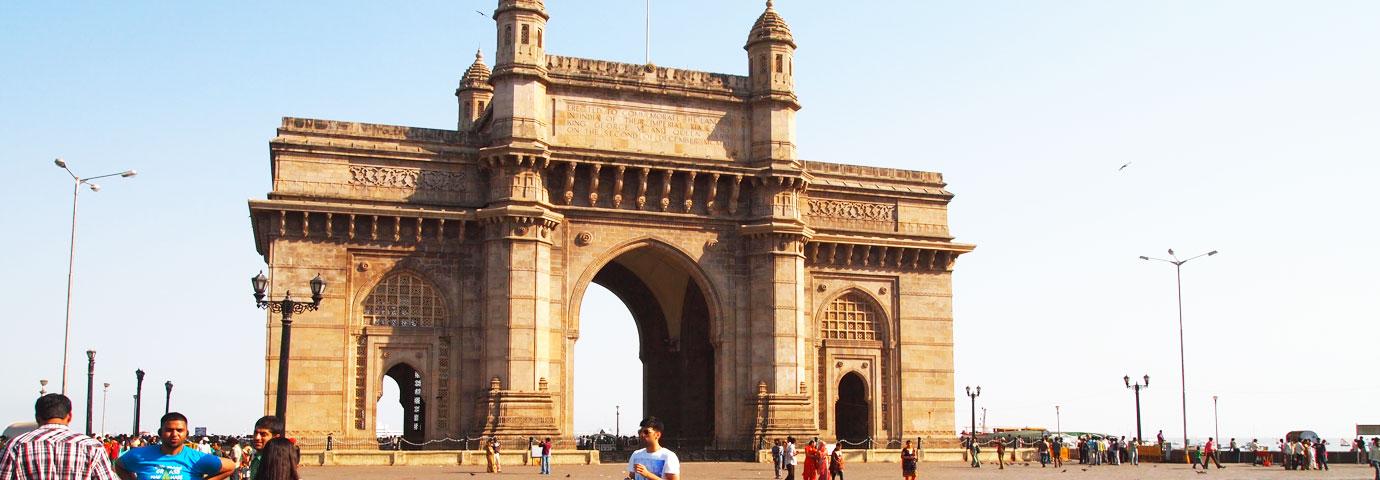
[557,101,739,149]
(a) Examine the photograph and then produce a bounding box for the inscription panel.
[551,98,745,160]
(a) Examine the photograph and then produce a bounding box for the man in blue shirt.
[113,413,235,480]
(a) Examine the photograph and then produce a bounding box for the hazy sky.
[3,1,1377,446]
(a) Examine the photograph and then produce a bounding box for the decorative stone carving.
[878,286,887,295]
[575,231,593,246]
[806,199,896,221]
[349,166,467,192]
[817,284,826,292]
[358,262,370,272]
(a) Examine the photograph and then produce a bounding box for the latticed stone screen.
[821,292,878,340]
[363,273,444,327]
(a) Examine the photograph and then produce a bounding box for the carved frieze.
[807,199,896,222]
[349,166,467,192]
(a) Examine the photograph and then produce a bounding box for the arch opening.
[835,372,868,444]
[382,363,425,448]
[575,244,716,449]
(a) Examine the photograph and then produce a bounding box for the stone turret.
[489,0,549,144]
[456,50,493,132]
[744,0,801,165]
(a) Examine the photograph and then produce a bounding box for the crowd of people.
[0,393,300,480]
[768,436,850,480]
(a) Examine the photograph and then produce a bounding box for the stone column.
[474,151,562,439]
[739,174,816,442]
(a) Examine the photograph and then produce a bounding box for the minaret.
[456,50,493,132]
[744,0,801,165]
[490,0,549,144]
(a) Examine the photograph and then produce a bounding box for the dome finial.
[475,49,483,61]
[766,0,773,8]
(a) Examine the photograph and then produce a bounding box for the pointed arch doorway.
[835,372,868,444]
[383,363,425,448]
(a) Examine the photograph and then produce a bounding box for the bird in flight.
[475,10,486,16]
[1118,162,1132,171]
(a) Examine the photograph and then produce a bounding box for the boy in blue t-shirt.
[115,412,235,480]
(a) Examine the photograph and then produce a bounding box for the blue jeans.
[541,454,551,474]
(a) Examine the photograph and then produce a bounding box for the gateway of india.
[248,0,974,450]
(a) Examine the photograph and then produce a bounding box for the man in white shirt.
[783,437,797,480]
[626,417,680,480]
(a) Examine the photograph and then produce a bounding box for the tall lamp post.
[40,379,48,396]
[101,382,110,436]
[252,271,326,425]
[1139,249,1217,454]
[132,369,144,436]
[55,158,137,395]
[164,381,173,414]
[85,350,96,436]
[965,385,981,467]
[1212,395,1219,444]
[1055,405,1061,438]
[1124,375,1150,442]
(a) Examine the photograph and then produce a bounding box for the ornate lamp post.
[101,382,110,436]
[1139,249,1217,454]
[132,369,145,436]
[965,385,981,467]
[164,381,173,414]
[54,158,136,395]
[252,271,326,424]
[40,379,48,396]
[85,350,96,435]
[1124,374,1150,442]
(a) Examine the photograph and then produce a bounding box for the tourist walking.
[813,442,830,480]
[1052,437,1063,467]
[1129,437,1139,465]
[994,437,1005,469]
[783,437,797,480]
[771,439,783,479]
[900,440,918,480]
[828,443,843,480]
[1316,439,1329,470]
[0,394,116,479]
[540,437,552,475]
[802,440,817,480]
[1037,437,1050,467]
[1358,437,1369,465]
[114,412,236,479]
[1203,437,1223,469]
[627,417,680,480]
[1303,439,1315,470]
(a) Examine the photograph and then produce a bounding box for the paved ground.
[301,462,1378,479]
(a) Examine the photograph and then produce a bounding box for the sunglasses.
[638,429,657,435]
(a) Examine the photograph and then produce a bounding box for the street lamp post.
[252,271,326,425]
[85,350,96,436]
[164,381,173,414]
[1056,405,1061,437]
[965,385,981,468]
[132,369,144,436]
[1124,375,1150,442]
[40,379,48,396]
[1139,249,1217,454]
[1212,395,1219,444]
[54,158,136,395]
[101,382,110,436]
[616,405,621,438]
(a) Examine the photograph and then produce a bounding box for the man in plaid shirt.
[0,394,116,479]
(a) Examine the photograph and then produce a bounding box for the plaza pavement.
[300,461,1378,479]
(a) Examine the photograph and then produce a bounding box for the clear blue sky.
[3,1,1377,445]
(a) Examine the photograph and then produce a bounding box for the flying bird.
[475,10,486,16]
[1118,162,1133,171]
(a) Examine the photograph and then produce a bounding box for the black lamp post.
[965,385,981,467]
[252,270,326,425]
[132,369,144,436]
[85,350,96,436]
[1124,374,1149,442]
[164,381,173,414]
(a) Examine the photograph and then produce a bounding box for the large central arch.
[569,238,721,448]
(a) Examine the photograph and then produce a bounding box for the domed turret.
[744,1,800,164]
[746,0,795,49]
[456,50,494,131]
